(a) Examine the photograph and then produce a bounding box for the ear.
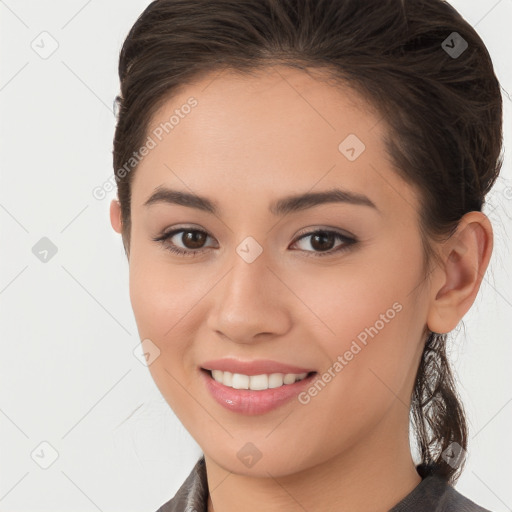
[110,198,131,259]
[427,211,493,334]
[110,199,123,234]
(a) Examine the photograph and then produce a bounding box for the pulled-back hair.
[113,0,503,484]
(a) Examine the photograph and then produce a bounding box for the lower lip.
[200,369,317,415]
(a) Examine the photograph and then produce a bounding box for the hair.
[113,0,503,484]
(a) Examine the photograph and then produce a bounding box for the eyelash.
[152,226,357,258]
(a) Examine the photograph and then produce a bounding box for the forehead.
[131,65,419,216]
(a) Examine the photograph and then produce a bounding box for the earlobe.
[110,199,123,234]
[426,212,493,334]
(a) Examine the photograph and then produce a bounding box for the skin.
[110,65,493,512]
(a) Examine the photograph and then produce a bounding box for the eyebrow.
[143,186,379,216]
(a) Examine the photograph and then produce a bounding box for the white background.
[0,1,511,510]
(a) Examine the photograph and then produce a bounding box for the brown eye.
[291,229,356,257]
[153,227,215,257]
[309,232,336,252]
[180,230,207,249]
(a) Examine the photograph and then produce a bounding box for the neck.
[204,403,421,512]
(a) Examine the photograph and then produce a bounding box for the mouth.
[199,367,318,415]
[200,368,317,391]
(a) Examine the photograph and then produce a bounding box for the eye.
[153,227,357,258]
[290,229,357,257]
[152,227,216,257]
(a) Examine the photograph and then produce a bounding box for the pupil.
[184,231,206,249]
[311,232,334,251]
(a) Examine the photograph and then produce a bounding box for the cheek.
[128,251,213,395]
[128,253,181,370]
[289,240,422,343]
[128,259,203,423]
[128,241,204,341]
[290,241,425,414]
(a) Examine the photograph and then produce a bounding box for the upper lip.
[200,358,316,376]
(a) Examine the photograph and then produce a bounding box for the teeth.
[210,370,309,390]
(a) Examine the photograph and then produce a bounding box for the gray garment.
[155,456,492,512]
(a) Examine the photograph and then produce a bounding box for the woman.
[110,0,503,510]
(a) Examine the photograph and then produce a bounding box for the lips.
[200,367,318,415]
[200,357,315,376]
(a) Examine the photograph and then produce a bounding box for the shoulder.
[154,458,494,512]
[154,456,208,512]
[390,474,493,512]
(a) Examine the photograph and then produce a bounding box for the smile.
[200,368,318,415]
[209,369,311,390]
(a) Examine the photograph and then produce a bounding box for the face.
[116,66,434,477]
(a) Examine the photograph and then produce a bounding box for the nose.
[206,249,292,344]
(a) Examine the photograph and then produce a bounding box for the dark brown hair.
[113,0,503,484]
